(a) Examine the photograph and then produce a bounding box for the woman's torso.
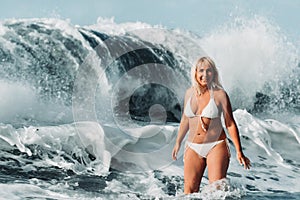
[184,87,227,143]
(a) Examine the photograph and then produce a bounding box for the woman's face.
[195,63,214,87]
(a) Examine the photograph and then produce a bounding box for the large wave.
[0,17,299,126]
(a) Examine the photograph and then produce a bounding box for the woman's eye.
[198,69,212,73]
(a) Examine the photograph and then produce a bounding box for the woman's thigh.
[206,141,230,183]
[184,147,207,191]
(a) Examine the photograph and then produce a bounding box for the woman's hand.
[172,142,181,160]
[237,152,251,170]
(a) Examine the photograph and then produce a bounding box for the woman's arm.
[172,89,191,160]
[221,91,251,169]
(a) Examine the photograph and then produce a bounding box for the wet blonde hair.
[191,56,223,95]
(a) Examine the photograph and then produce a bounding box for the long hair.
[191,56,223,95]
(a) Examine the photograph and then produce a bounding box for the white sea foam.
[200,16,299,109]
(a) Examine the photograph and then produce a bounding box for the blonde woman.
[172,56,251,194]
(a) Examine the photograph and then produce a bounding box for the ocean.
[0,17,299,199]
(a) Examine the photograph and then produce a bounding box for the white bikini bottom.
[185,139,231,159]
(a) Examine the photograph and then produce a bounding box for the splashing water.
[0,16,299,199]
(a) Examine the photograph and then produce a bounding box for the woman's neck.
[195,85,210,96]
[199,86,208,95]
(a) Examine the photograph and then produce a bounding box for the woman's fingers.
[242,157,251,169]
[237,154,251,170]
[172,153,177,160]
[172,144,181,160]
[172,149,177,160]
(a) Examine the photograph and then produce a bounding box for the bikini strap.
[209,86,214,99]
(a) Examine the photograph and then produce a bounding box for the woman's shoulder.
[185,87,194,95]
[213,87,228,100]
[184,87,194,99]
[186,87,194,93]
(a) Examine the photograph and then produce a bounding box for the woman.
[172,56,251,194]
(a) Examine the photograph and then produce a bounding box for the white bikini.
[184,87,220,131]
[184,88,230,158]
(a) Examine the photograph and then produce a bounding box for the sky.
[1,0,299,42]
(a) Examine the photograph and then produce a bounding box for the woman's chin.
[199,82,208,87]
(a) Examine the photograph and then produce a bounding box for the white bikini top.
[184,88,221,119]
